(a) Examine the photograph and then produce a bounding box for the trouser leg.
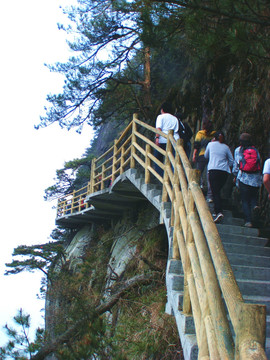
[197,155,212,199]
[196,155,207,187]
[209,170,228,214]
[154,143,166,177]
[239,181,258,223]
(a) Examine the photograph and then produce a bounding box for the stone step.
[223,242,270,257]
[231,264,270,282]
[227,252,270,267]
[151,194,162,210]
[216,223,259,237]
[236,278,270,297]
[168,267,270,303]
[220,216,244,226]
[219,232,269,247]
[168,259,270,282]
[174,300,270,340]
[140,183,159,195]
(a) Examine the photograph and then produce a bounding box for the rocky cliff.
[45,202,182,359]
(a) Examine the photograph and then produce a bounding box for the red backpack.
[239,146,261,173]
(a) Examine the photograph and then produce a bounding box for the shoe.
[207,198,213,203]
[244,222,252,228]
[214,213,224,223]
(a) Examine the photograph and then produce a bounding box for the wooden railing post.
[182,169,199,315]
[112,140,118,183]
[101,164,105,190]
[145,144,151,184]
[162,130,173,203]
[236,303,266,360]
[87,181,91,195]
[189,183,234,358]
[120,147,125,174]
[71,190,76,214]
[90,158,96,194]
[131,115,137,169]
[172,209,180,260]
[171,139,181,259]
[171,139,183,225]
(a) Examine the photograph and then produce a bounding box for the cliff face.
[45,202,182,359]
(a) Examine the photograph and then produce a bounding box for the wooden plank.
[132,152,145,168]
[133,141,146,157]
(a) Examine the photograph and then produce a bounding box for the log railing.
[56,114,267,359]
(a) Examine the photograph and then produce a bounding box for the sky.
[0,0,94,347]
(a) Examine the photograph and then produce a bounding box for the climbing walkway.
[56,115,269,359]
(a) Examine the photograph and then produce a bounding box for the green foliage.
[106,222,180,359]
[44,155,93,201]
[36,0,194,130]
[109,287,182,359]
[40,213,181,359]
[0,309,44,360]
[5,242,65,277]
[35,0,270,151]
[49,228,112,321]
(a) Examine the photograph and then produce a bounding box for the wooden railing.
[56,114,267,359]
[57,184,91,218]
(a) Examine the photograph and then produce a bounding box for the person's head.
[239,133,252,147]
[202,118,213,133]
[214,131,225,143]
[160,102,172,114]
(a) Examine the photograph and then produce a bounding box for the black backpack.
[178,120,193,143]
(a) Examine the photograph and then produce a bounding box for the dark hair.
[239,133,252,147]
[161,102,172,114]
[202,119,213,133]
[214,131,225,143]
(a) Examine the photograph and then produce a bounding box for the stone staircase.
[166,209,270,359]
[65,168,269,359]
[120,169,270,359]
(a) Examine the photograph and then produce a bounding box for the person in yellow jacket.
[192,119,216,201]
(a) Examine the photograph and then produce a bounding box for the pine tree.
[0,309,44,360]
[36,0,187,130]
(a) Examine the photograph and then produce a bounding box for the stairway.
[60,167,269,359]
[166,208,270,359]
[119,169,270,359]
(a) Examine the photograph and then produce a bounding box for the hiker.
[204,131,234,223]
[192,118,216,202]
[80,198,86,211]
[263,158,270,199]
[175,112,193,159]
[154,102,179,176]
[232,133,262,227]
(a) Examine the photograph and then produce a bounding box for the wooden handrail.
[55,114,267,359]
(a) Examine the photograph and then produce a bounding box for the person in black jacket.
[175,112,193,159]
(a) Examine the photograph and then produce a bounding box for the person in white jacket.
[204,131,234,223]
[154,102,179,176]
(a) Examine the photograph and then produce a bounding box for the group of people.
[155,102,270,227]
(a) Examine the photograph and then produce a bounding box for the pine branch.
[154,0,270,26]
[31,272,161,360]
